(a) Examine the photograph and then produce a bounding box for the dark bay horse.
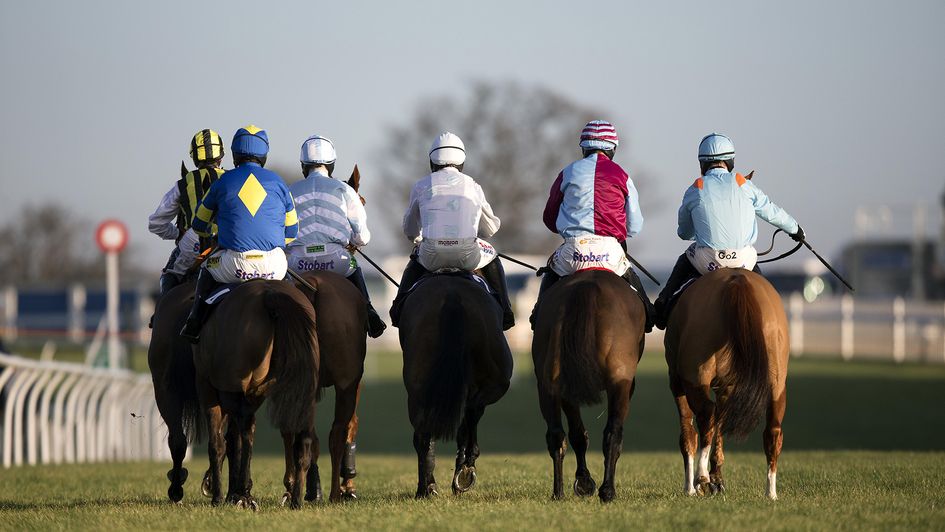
[284,270,367,504]
[194,280,320,509]
[148,280,201,503]
[532,269,646,502]
[400,275,513,498]
[664,268,789,499]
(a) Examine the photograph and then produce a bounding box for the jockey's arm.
[542,173,564,234]
[624,175,644,238]
[477,185,501,239]
[676,185,698,240]
[343,183,370,247]
[402,182,422,241]
[744,180,799,234]
[148,184,181,241]
[191,184,218,238]
[283,190,299,246]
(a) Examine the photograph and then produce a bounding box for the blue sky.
[1,0,942,272]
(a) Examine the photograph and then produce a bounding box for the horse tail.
[418,292,469,440]
[558,283,604,406]
[719,273,771,440]
[172,347,205,443]
[264,287,320,434]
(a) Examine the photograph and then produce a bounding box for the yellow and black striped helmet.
[189,129,225,164]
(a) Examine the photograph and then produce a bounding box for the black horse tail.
[264,287,320,433]
[719,273,771,440]
[558,283,604,406]
[173,345,205,443]
[418,292,469,440]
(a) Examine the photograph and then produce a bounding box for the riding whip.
[497,252,539,271]
[354,249,400,287]
[625,253,661,286]
[286,268,319,294]
[803,241,855,292]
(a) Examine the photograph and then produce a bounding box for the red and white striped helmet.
[579,120,619,150]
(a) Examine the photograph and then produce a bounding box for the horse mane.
[557,282,604,406]
[718,273,772,440]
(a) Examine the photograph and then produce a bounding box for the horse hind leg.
[671,375,698,496]
[538,384,566,500]
[764,389,786,500]
[709,386,732,494]
[328,385,359,502]
[452,403,484,495]
[340,383,362,500]
[305,431,322,502]
[599,378,633,503]
[686,383,717,496]
[413,430,437,498]
[158,393,189,503]
[562,401,595,497]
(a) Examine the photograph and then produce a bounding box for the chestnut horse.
[194,280,319,509]
[532,269,646,502]
[399,275,513,498]
[284,270,367,504]
[664,268,789,500]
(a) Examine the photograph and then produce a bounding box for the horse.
[193,279,320,509]
[147,280,202,503]
[399,274,513,498]
[284,270,367,504]
[664,268,789,500]
[532,269,646,502]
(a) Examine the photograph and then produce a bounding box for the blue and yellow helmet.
[231,125,270,157]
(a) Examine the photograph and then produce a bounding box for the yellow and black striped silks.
[176,167,224,243]
[189,129,225,163]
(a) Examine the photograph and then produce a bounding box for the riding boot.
[347,267,387,338]
[479,257,515,330]
[159,272,182,297]
[622,268,655,333]
[179,268,218,344]
[529,269,561,330]
[653,253,700,330]
[389,255,429,328]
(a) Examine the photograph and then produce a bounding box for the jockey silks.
[677,167,798,250]
[543,152,643,241]
[288,169,370,248]
[192,162,299,252]
[177,167,224,247]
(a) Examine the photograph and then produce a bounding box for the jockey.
[534,120,655,332]
[653,133,805,329]
[179,125,299,343]
[389,132,514,330]
[286,134,387,338]
[148,129,225,296]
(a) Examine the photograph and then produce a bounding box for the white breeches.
[204,248,287,283]
[550,235,630,277]
[286,243,356,277]
[685,243,758,275]
[167,229,202,276]
[417,237,497,272]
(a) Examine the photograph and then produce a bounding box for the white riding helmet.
[698,133,735,162]
[300,135,337,165]
[429,132,466,166]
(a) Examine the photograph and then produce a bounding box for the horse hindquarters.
[415,292,469,441]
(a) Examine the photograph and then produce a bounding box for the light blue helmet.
[698,133,735,162]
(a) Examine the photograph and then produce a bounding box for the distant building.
[842,239,944,300]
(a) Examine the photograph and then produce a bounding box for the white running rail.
[0,352,170,467]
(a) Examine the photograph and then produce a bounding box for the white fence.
[0,352,169,468]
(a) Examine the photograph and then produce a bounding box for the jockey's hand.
[790,226,806,243]
[346,244,358,253]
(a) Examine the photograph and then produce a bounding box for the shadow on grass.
[249,361,944,456]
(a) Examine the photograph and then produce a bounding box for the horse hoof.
[452,466,477,494]
[201,472,212,498]
[342,490,358,501]
[167,484,184,503]
[305,485,323,503]
[598,486,616,503]
[246,497,259,512]
[573,476,596,497]
[281,492,290,507]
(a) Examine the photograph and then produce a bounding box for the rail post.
[841,294,855,361]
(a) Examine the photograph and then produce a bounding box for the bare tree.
[375,81,653,254]
[0,203,146,284]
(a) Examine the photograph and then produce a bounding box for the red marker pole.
[96,220,129,369]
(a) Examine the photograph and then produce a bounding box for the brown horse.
[532,269,646,502]
[664,268,789,500]
[283,270,367,504]
[194,279,319,509]
[400,274,513,498]
[148,280,202,503]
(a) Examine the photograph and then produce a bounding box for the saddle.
[406,270,495,298]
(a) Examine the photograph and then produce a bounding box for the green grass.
[2,452,943,530]
[3,353,944,529]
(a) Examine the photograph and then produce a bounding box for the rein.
[756,230,803,264]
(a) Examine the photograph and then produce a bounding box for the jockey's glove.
[790,226,806,243]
